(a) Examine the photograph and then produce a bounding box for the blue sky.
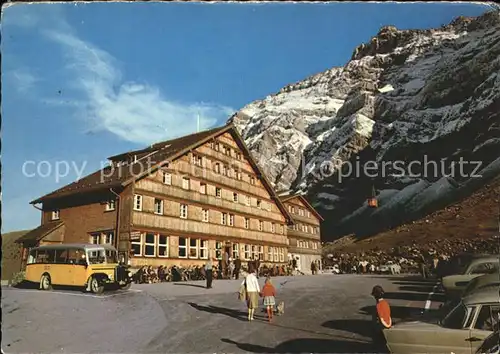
[1,2,490,232]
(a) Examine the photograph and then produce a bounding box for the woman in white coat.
[242,265,260,321]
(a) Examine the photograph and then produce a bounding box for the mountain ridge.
[229,9,500,241]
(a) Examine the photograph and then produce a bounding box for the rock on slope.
[230,10,500,240]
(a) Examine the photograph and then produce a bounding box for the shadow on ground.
[321,319,374,337]
[398,285,439,293]
[188,302,249,321]
[221,337,373,353]
[174,283,206,289]
[382,291,445,302]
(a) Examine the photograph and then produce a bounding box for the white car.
[384,287,499,354]
[323,265,340,274]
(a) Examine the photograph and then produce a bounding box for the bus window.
[106,250,118,263]
[54,249,68,264]
[68,249,86,265]
[28,249,36,264]
[88,249,106,264]
[36,249,51,263]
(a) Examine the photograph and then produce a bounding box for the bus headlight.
[128,272,133,277]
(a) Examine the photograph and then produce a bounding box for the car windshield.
[87,249,117,264]
[441,303,467,329]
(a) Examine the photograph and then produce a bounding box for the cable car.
[367,185,378,208]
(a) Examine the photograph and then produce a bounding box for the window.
[215,163,221,174]
[154,199,163,215]
[222,165,228,176]
[189,238,198,258]
[178,237,187,258]
[280,225,284,234]
[227,168,233,178]
[244,218,250,229]
[221,213,227,225]
[233,193,239,203]
[308,211,311,218]
[182,177,190,190]
[103,232,113,245]
[105,200,116,211]
[163,172,172,185]
[288,205,292,212]
[236,152,241,160]
[274,248,279,262]
[215,142,220,151]
[216,242,222,260]
[180,204,188,219]
[132,234,142,256]
[291,206,295,214]
[244,245,251,260]
[144,233,156,257]
[133,195,142,211]
[251,245,258,260]
[250,176,255,185]
[268,247,273,262]
[232,243,239,259]
[474,305,500,331]
[237,170,242,180]
[271,223,276,233]
[258,220,263,231]
[192,154,202,166]
[158,235,169,257]
[51,210,60,220]
[90,233,100,244]
[202,209,209,222]
[216,187,222,198]
[226,147,231,156]
[259,246,264,260]
[245,195,250,206]
[200,183,207,194]
[257,199,262,209]
[279,248,285,262]
[469,262,499,275]
[200,240,208,259]
[229,214,235,227]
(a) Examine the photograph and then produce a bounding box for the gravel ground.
[2,274,443,353]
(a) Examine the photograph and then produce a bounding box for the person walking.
[260,276,276,322]
[371,285,391,353]
[242,265,260,321]
[234,256,241,280]
[205,258,213,289]
[228,259,235,280]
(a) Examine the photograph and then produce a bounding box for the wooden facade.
[280,194,323,274]
[128,132,290,267]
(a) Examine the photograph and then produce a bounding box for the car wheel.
[40,274,52,291]
[90,277,105,294]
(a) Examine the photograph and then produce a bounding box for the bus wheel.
[90,277,105,294]
[40,274,52,291]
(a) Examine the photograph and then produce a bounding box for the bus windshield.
[87,249,117,264]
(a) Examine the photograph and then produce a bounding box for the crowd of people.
[324,235,499,277]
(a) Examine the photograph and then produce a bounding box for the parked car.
[441,255,499,300]
[323,265,340,274]
[384,287,500,354]
[463,273,500,298]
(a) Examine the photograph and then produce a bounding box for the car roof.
[463,286,500,305]
[468,256,499,265]
[32,243,117,251]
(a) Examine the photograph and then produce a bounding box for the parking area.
[2,274,444,353]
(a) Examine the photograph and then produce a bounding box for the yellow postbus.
[25,243,133,294]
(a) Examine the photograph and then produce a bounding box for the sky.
[1,1,491,232]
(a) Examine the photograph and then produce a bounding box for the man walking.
[205,258,213,289]
[234,256,241,279]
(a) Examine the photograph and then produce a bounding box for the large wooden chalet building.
[17,124,325,269]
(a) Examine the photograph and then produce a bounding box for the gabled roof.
[30,123,294,224]
[31,125,229,204]
[15,221,64,244]
[279,193,324,221]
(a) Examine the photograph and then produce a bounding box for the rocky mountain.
[229,10,500,240]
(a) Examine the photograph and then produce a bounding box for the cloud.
[5,68,41,93]
[8,5,236,145]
